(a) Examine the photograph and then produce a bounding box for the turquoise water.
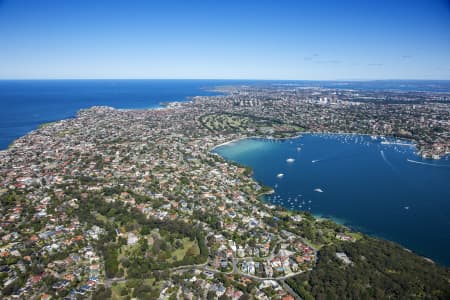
[0,79,231,149]
[2,80,450,264]
[214,134,450,266]
[2,79,450,149]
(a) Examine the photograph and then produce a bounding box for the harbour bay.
[2,1,450,297]
[214,134,450,266]
[2,79,449,150]
[1,79,449,266]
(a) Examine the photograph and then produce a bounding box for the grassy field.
[201,113,255,133]
[111,278,157,300]
[94,212,108,223]
[200,113,303,137]
[111,282,126,300]
[166,237,199,263]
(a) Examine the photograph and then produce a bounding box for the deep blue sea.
[0,79,234,149]
[273,80,450,92]
[214,135,450,266]
[1,79,450,265]
[1,79,449,149]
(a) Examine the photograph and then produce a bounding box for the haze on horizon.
[0,0,449,80]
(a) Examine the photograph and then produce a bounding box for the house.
[336,252,352,264]
[127,232,139,245]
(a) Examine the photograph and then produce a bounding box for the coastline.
[2,100,449,266]
[210,130,450,161]
[210,132,448,266]
[0,80,227,151]
[0,100,194,151]
[2,102,443,161]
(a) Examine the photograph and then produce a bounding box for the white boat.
[314,188,324,193]
[286,158,295,163]
[382,140,414,147]
[276,173,284,179]
[312,160,319,163]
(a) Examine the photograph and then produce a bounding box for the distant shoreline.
[210,130,450,161]
[0,80,227,150]
[2,99,448,267]
[211,132,445,265]
[4,101,447,164]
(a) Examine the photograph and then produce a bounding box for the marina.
[214,133,450,265]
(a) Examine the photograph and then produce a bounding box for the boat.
[314,188,324,193]
[381,140,414,147]
[276,173,284,179]
[286,158,295,163]
[312,160,319,163]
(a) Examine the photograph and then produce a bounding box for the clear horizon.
[1,78,450,82]
[1,0,449,80]
[0,77,450,82]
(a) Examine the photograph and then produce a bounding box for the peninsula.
[0,85,449,299]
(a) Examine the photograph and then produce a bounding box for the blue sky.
[0,0,449,80]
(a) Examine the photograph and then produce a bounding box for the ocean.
[1,79,449,265]
[214,135,450,266]
[2,79,450,149]
[0,79,232,149]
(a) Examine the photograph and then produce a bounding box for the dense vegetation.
[287,237,450,300]
[73,189,208,279]
[3,179,449,299]
[200,112,303,137]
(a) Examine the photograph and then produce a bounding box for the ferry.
[381,140,414,147]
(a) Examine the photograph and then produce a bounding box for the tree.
[92,285,112,300]
[207,291,216,300]
[240,294,251,300]
[140,226,151,235]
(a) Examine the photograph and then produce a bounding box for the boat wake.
[380,150,396,172]
[406,159,449,168]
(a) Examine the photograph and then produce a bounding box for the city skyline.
[0,0,449,80]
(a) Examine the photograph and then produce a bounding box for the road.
[280,279,302,300]
[103,232,311,299]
